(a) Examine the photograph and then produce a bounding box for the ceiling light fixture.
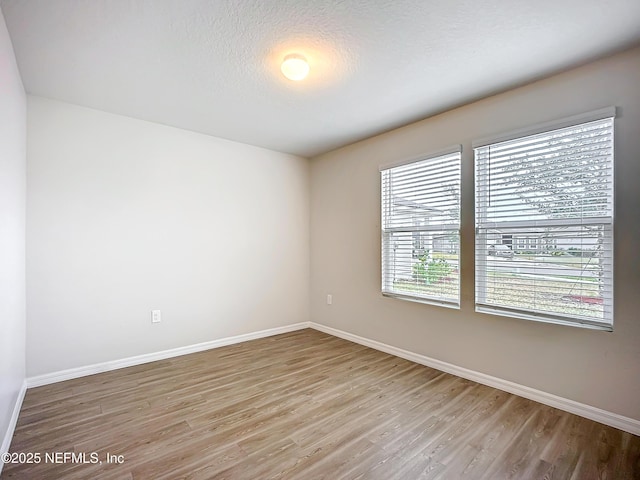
[281,54,309,81]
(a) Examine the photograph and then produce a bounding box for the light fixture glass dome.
[281,54,309,81]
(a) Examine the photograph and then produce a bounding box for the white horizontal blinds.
[475,117,614,327]
[382,151,461,306]
[476,119,613,226]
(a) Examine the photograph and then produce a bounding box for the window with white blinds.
[474,109,615,329]
[381,148,461,307]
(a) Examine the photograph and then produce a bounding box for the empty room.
[1,1,640,479]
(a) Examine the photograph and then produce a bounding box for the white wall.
[0,7,26,451]
[310,46,640,421]
[27,96,309,376]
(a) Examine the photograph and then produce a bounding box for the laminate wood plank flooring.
[2,328,639,479]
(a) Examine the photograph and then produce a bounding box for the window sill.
[475,305,613,331]
[382,292,460,310]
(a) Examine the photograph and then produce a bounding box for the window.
[381,148,461,307]
[474,108,615,329]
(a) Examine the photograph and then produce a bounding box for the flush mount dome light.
[281,54,309,81]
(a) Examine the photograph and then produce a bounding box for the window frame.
[472,107,615,331]
[380,146,462,309]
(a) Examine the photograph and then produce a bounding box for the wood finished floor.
[3,329,639,479]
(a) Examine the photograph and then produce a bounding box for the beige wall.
[0,7,26,452]
[26,96,310,376]
[310,46,640,421]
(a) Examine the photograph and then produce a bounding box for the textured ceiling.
[2,0,640,157]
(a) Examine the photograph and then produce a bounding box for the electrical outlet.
[151,310,162,323]
[326,294,332,305]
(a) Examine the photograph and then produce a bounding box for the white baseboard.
[21,320,640,437]
[309,322,640,436]
[0,379,28,475]
[27,322,310,388]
